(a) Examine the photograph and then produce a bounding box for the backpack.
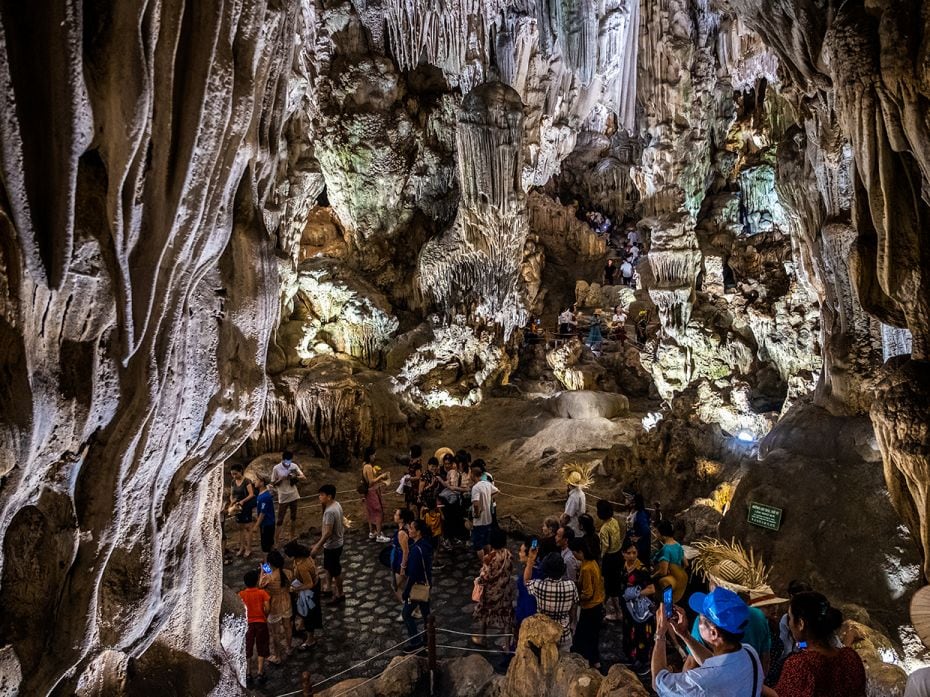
[356,477,369,496]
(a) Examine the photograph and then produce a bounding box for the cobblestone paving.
[224,528,633,696]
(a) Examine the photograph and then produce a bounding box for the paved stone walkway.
[224,528,636,696]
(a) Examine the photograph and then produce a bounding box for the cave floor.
[223,527,646,696]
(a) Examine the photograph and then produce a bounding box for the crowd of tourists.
[228,448,883,696]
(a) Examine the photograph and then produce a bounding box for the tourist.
[745,587,789,684]
[239,569,271,687]
[620,258,634,286]
[253,477,276,554]
[360,446,391,543]
[390,508,415,597]
[539,516,560,559]
[437,460,468,544]
[556,525,580,582]
[626,493,651,565]
[586,309,604,352]
[905,667,930,697]
[610,304,627,343]
[470,464,498,559]
[401,520,433,653]
[635,310,649,344]
[403,445,423,514]
[259,550,293,665]
[652,587,763,696]
[562,468,589,536]
[311,484,345,605]
[652,519,688,603]
[473,528,515,647]
[777,580,817,656]
[422,497,445,559]
[515,538,541,641]
[524,549,579,652]
[579,513,601,560]
[271,450,305,546]
[284,541,322,650]
[558,306,577,335]
[604,258,617,285]
[419,456,442,508]
[570,538,606,668]
[771,592,866,697]
[229,464,256,558]
[620,539,655,673]
[597,500,624,621]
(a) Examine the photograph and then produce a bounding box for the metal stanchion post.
[427,615,437,696]
[302,670,313,696]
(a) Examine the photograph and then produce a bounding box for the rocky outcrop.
[0,1,304,694]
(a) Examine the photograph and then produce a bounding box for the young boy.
[253,477,276,553]
[239,569,271,686]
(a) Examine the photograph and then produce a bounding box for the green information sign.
[747,501,782,531]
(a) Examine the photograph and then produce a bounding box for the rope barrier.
[434,643,513,655]
[436,628,513,638]
[325,654,420,697]
[309,630,426,690]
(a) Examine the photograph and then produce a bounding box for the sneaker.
[369,532,376,540]
[376,534,391,543]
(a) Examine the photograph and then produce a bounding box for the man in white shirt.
[558,307,577,335]
[652,587,762,696]
[555,525,580,582]
[620,259,634,286]
[470,464,498,560]
[271,450,306,545]
[562,472,586,536]
[311,484,346,604]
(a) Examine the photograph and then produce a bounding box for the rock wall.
[0,1,304,693]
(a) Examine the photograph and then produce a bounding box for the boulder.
[595,664,650,696]
[438,654,496,697]
[377,654,425,697]
[551,654,602,697]
[502,615,562,697]
[546,391,629,419]
[318,677,376,697]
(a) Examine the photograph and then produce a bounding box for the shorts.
[471,524,492,551]
[259,525,275,553]
[235,500,255,524]
[323,546,343,578]
[276,499,297,524]
[245,622,270,658]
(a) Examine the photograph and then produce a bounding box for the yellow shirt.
[578,559,605,609]
[424,509,443,538]
[598,517,622,555]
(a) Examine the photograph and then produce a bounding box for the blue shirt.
[256,490,275,527]
[655,644,762,696]
[403,539,433,600]
[655,542,685,567]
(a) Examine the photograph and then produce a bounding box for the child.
[422,499,444,549]
[253,477,276,553]
[239,569,271,686]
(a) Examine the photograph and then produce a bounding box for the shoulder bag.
[408,546,431,602]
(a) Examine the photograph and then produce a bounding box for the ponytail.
[790,591,843,641]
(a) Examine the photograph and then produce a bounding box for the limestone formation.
[0,2,305,693]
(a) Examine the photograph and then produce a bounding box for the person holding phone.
[515,536,542,643]
[620,539,655,673]
[651,587,763,696]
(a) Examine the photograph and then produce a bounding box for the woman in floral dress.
[473,528,515,647]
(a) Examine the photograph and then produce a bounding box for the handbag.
[408,545,431,602]
[471,577,484,603]
[356,477,369,496]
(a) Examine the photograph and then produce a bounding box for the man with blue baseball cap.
[651,587,763,696]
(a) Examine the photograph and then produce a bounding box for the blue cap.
[688,587,750,634]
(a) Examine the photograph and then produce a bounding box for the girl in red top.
[766,591,866,697]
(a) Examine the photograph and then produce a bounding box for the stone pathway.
[223,528,637,696]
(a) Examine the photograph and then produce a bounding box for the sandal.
[299,638,317,650]
[267,656,282,666]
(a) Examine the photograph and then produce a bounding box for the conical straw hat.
[910,586,930,648]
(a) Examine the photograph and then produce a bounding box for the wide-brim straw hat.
[748,586,789,608]
[910,586,930,648]
[691,538,771,595]
[562,463,595,489]
[434,447,455,463]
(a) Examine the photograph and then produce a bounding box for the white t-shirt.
[471,480,497,526]
[655,645,762,696]
[621,261,633,277]
[272,461,303,504]
[564,487,586,535]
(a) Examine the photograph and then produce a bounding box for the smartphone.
[530,539,538,551]
[261,563,272,574]
[663,586,674,618]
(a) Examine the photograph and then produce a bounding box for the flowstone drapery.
[0,2,303,694]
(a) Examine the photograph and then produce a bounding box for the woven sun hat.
[561,462,595,489]
[909,586,930,648]
[594,308,604,315]
[434,447,455,463]
[691,538,771,595]
[748,585,789,608]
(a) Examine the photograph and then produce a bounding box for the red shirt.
[775,647,866,697]
[239,587,270,623]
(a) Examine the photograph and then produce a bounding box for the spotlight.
[736,430,755,443]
